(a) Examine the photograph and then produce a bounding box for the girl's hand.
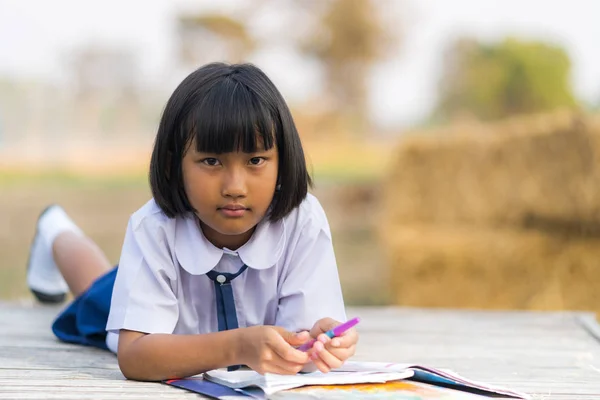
[307,318,358,373]
[237,326,311,375]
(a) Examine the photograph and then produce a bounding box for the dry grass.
[382,225,600,311]
[383,110,600,227]
[380,110,600,315]
[0,138,393,305]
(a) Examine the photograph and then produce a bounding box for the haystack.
[381,111,600,313]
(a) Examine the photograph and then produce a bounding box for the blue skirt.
[52,266,118,350]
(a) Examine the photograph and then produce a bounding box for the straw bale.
[382,224,600,312]
[382,111,600,230]
[380,111,600,312]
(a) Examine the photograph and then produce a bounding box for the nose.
[221,166,247,199]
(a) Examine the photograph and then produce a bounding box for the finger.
[269,337,310,364]
[273,327,311,347]
[269,346,309,373]
[314,348,344,371]
[290,331,311,346]
[271,358,305,375]
[330,329,358,348]
[309,318,339,338]
[310,351,331,373]
[317,333,330,345]
[313,339,325,352]
[326,344,356,361]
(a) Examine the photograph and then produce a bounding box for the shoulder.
[129,198,173,232]
[298,192,329,224]
[118,199,180,278]
[123,198,181,252]
[284,193,331,238]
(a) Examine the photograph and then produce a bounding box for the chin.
[214,221,257,236]
[218,228,253,236]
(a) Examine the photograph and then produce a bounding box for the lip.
[218,204,249,218]
[220,204,247,211]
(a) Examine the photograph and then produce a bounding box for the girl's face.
[181,139,279,250]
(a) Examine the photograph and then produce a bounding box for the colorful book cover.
[165,379,488,399]
[165,376,252,399]
[268,381,488,399]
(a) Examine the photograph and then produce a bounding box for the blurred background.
[1,0,599,314]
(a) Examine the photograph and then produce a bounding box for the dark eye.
[202,158,220,166]
[249,157,265,166]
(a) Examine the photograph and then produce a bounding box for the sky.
[0,0,598,129]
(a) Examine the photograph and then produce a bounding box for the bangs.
[150,62,310,220]
[185,77,276,153]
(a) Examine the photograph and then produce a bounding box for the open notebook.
[338,362,530,398]
[204,367,413,396]
[165,368,412,399]
[165,362,530,399]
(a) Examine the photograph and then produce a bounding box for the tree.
[301,0,400,134]
[435,38,578,122]
[175,0,402,136]
[177,13,254,66]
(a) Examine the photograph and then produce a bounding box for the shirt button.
[216,275,226,284]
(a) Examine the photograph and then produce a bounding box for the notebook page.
[336,361,530,399]
[204,369,414,395]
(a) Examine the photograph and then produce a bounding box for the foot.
[26,205,82,303]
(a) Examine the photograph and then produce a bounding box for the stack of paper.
[164,362,530,399]
[336,361,530,399]
[204,368,414,396]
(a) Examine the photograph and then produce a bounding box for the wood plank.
[1,302,600,399]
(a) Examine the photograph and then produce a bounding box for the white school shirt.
[105,193,347,353]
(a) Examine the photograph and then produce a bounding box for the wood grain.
[1,303,599,399]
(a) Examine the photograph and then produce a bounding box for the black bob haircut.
[149,62,312,221]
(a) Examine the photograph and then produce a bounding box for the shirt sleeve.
[275,201,347,332]
[106,216,179,335]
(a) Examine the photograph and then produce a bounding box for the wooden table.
[1,302,599,399]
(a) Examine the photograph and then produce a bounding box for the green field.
[0,168,390,306]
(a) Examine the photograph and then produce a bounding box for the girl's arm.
[117,327,311,381]
[275,196,356,372]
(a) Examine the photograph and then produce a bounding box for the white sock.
[37,205,83,248]
[27,205,83,297]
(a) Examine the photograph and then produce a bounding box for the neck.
[197,219,255,250]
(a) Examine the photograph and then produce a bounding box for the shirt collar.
[174,214,286,275]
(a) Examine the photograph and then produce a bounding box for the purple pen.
[297,317,360,352]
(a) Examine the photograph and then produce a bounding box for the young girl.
[26,62,358,382]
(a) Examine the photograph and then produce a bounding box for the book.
[165,368,413,399]
[165,376,249,399]
[204,367,414,396]
[270,380,498,399]
[337,362,530,399]
[165,378,494,400]
[163,362,530,399]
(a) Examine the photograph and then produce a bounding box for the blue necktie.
[206,264,248,331]
[206,264,248,371]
